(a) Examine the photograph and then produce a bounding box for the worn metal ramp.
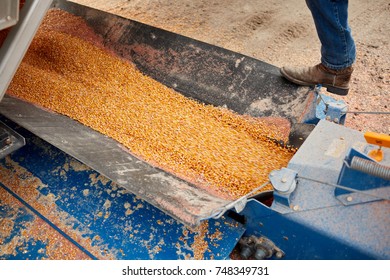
[0,0,315,228]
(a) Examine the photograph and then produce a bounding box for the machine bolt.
[275,251,284,259]
[346,196,353,202]
[240,246,254,260]
[254,248,267,260]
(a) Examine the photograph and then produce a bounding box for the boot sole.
[323,84,349,96]
[280,68,349,96]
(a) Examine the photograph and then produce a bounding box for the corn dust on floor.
[8,10,295,200]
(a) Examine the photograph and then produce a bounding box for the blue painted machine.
[240,120,389,259]
[0,0,388,260]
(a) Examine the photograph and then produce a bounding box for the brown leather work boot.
[280,63,353,95]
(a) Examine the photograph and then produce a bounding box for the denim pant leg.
[306,0,356,70]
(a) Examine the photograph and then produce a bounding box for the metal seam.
[0,181,98,260]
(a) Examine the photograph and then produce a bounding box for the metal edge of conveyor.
[0,0,52,102]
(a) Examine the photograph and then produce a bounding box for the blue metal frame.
[238,120,389,259]
[238,199,386,259]
[306,86,348,125]
[336,146,390,205]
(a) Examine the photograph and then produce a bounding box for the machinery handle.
[364,132,390,148]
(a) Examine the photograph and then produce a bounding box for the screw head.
[346,196,353,202]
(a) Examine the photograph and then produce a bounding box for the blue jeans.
[306,0,356,70]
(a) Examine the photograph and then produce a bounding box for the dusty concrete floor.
[72,0,389,134]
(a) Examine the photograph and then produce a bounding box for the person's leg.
[280,0,355,95]
[306,0,355,69]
